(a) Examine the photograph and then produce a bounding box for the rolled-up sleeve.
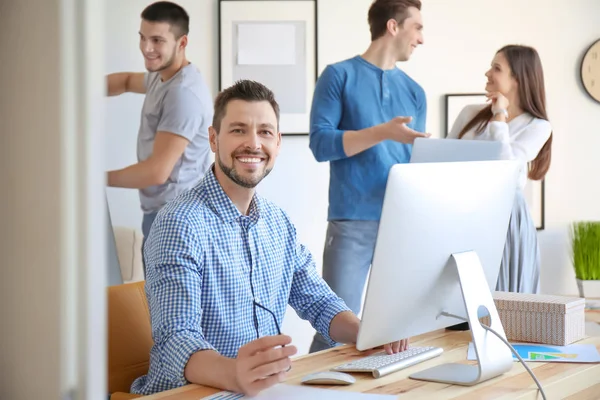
[309,65,347,162]
[287,236,350,346]
[144,212,215,387]
[157,86,206,142]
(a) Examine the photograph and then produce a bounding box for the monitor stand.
[409,251,513,386]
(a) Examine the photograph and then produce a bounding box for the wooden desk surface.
[142,310,600,400]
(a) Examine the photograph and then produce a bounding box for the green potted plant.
[571,221,600,301]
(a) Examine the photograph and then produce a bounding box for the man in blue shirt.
[309,0,429,353]
[131,80,407,397]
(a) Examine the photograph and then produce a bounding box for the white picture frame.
[218,0,317,135]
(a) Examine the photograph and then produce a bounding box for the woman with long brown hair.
[448,45,552,294]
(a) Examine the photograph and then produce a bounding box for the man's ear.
[273,131,282,158]
[208,126,218,153]
[387,19,398,36]
[178,34,188,50]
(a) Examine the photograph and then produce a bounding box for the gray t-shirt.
[138,63,213,213]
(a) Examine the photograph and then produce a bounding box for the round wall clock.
[581,39,600,104]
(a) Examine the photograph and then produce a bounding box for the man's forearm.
[329,311,361,344]
[106,73,129,96]
[107,160,167,189]
[184,350,239,392]
[342,125,387,158]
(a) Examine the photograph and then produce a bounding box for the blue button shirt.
[309,56,427,221]
[131,168,350,395]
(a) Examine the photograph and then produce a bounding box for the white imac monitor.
[409,137,502,163]
[356,160,519,386]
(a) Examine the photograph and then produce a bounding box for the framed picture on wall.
[444,93,545,230]
[218,0,317,135]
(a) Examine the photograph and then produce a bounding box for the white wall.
[106,0,600,356]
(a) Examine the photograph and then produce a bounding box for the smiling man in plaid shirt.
[130,80,407,397]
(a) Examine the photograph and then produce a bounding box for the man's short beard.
[146,46,176,72]
[217,154,272,188]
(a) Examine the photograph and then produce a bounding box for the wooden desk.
[142,311,600,400]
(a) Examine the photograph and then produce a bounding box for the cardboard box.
[483,291,586,346]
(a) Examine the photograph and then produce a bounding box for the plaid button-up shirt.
[131,168,349,395]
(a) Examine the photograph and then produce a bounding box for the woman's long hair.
[458,45,552,180]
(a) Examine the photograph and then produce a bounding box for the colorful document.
[467,342,600,363]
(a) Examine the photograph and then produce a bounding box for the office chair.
[108,281,152,399]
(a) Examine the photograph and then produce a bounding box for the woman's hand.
[486,91,509,115]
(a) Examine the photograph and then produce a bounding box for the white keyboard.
[332,346,443,378]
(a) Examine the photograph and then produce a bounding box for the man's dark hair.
[141,1,190,38]
[368,0,421,41]
[212,80,280,132]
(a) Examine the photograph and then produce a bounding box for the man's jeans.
[309,220,379,353]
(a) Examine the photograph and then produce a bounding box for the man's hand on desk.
[384,338,409,355]
[330,310,410,354]
[234,335,297,397]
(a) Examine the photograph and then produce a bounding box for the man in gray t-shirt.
[106,1,212,241]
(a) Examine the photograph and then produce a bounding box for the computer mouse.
[301,371,356,385]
